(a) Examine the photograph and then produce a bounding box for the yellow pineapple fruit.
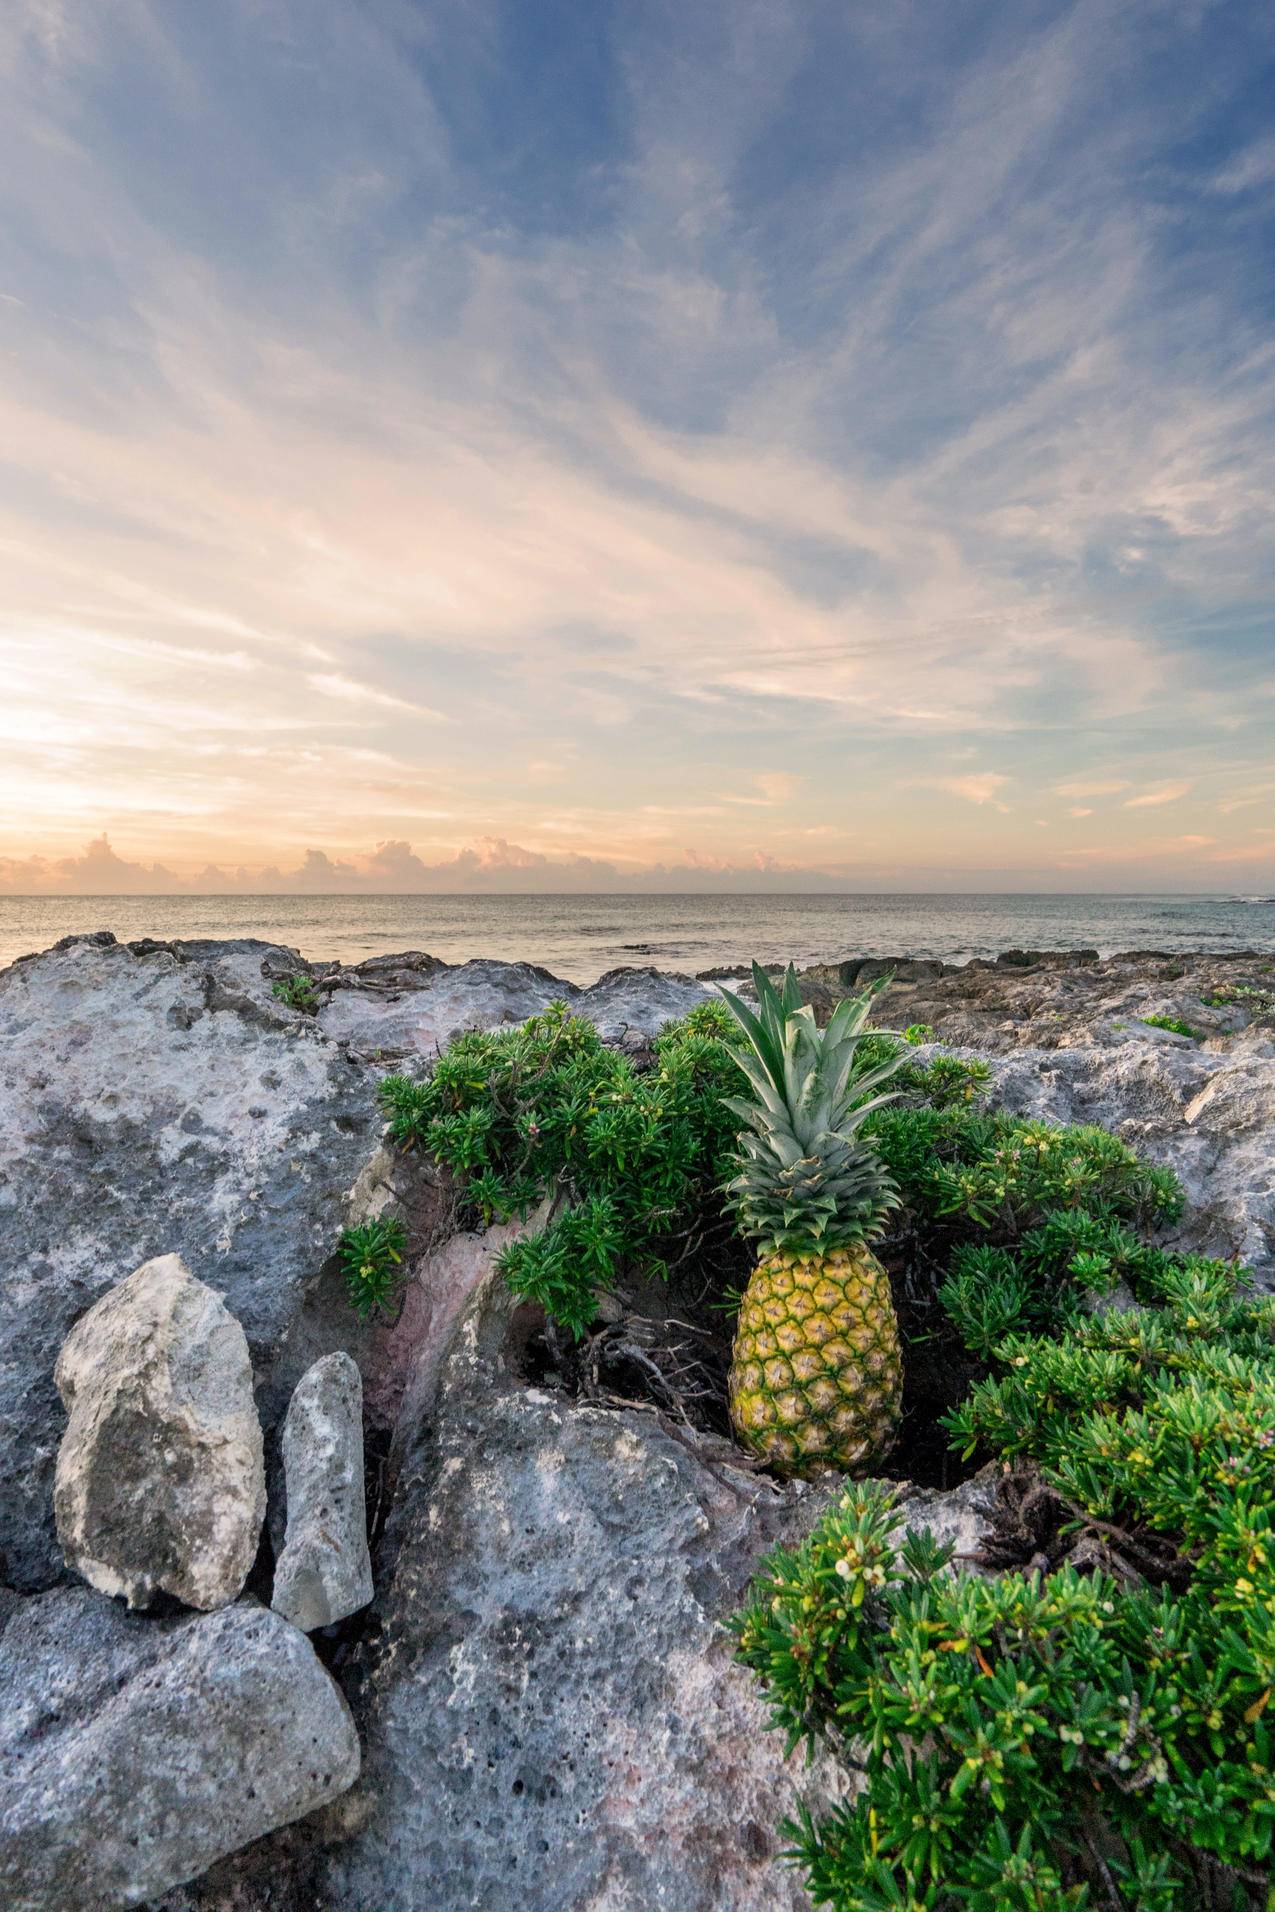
[719,963,905,1477]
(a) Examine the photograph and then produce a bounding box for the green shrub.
[1140,1014,1201,1040]
[904,1022,937,1045]
[272,973,320,1014]
[337,1215,408,1318]
[736,1194,1275,1906]
[859,1036,990,1111]
[1203,985,1275,1020]
[377,1001,743,1335]
[870,1102,1181,1242]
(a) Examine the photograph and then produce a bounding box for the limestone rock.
[0,933,385,1592]
[144,1455,1010,1912]
[54,1254,266,1611]
[895,1469,999,1564]
[792,949,1275,1288]
[316,1271,850,1912]
[0,934,715,1593]
[272,1352,372,1632]
[0,1587,359,1910]
[315,953,710,1055]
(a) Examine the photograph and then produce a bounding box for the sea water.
[2,893,1273,984]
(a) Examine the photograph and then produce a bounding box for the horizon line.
[2,890,1271,903]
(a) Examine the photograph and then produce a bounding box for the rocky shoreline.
[1,932,1272,1909]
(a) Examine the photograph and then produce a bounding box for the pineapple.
[718,963,907,1477]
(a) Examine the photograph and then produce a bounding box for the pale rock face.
[813,949,1275,1288]
[0,1588,360,1911]
[54,1254,266,1611]
[0,933,386,1593]
[272,1351,373,1632]
[315,956,711,1056]
[0,935,704,1594]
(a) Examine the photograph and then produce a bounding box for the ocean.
[2,893,1273,985]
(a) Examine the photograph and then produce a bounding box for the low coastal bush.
[1141,1013,1201,1040]
[375,1000,991,1335]
[337,1215,408,1318]
[271,972,321,1014]
[1202,983,1275,1021]
[377,1001,743,1334]
[735,1229,1275,1906]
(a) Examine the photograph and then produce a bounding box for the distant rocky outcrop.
[308,952,711,1055]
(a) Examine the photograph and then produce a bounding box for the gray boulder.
[0,1587,359,1911]
[315,953,710,1056]
[317,1272,849,1912]
[54,1254,266,1611]
[272,1352,373,1632]
[0,934,386,1592]
[0,934,714,1592]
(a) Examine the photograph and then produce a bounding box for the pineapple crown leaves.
[716,962,906,1254]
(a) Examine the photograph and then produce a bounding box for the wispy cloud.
[1218,782,1275,814]
[1209,136,1275,195]
[1055,780,1133,799]
[931,774,1012,811]
[1124,783,1193,809]
[307,673,446,719]
[1,0,1273,887]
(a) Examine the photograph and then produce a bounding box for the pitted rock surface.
[0,1587,359,1910]
[161,1294,1004,1912]
[0,934,384,1590]
[321,1273,851,1912]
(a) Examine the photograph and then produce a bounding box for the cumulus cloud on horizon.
[1,0,1273,889]
[5,827,1272,902]
[0,832,846,897]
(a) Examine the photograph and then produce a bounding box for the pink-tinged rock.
[363,1206,549,1431]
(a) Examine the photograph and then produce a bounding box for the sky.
[1,0,1274,896]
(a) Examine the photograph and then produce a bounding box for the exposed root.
[538,1309,733,1438]
[973,1464,1192,1590]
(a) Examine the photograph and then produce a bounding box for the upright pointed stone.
[272,1351,373,1631]
[54,1254,266,1610]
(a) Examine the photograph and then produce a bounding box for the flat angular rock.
[272,1352,373,1632]
[55,1254,266,1610]
[0,1587,359,1910]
